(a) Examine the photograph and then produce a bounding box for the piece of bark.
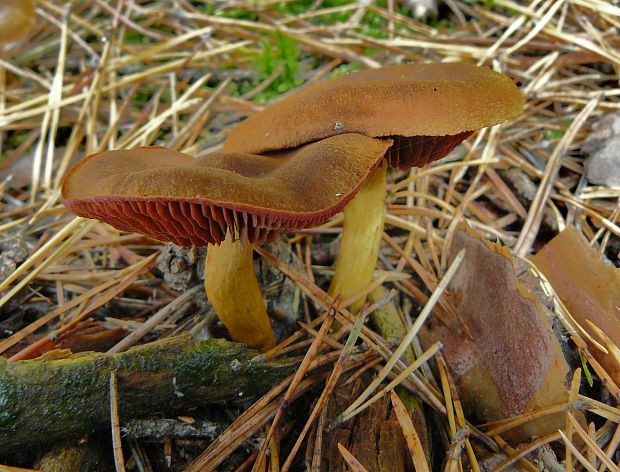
[0,236,30,281]
[420,228,576,441]
[321,373,414,472]
[532,226,620,386]
[35,321,129,357]
[157,244,206,291]
[0,334,293,454]
[6,323,130,360]
[498,168,558,233]
[257,237,305,330]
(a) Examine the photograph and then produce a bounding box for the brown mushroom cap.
[61,134,391,247]
[223,62,523,166]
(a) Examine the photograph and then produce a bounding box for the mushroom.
[223,63,524,305]
[0,0,36,44]
[61,134,391,350]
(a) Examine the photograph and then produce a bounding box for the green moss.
[217,9,259,20]
[277,0,353,18]
[124,31,152,45]
[430,18,456,29]
[330,62,364,78]
[463,0,502,10]
[544,129,565,141]
[233,31,304,103]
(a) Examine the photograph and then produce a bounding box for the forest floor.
[0,0,619,471]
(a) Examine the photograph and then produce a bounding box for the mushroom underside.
[64,133,468,246]
[61,133,393,246]
[385,131,474,170]
[64,194,358,247]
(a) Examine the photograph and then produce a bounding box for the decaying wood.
[321,372,414,472]
[316,287,433,472]
[368,286,431,465]
[0,334,294,453]
[122,418,223,440]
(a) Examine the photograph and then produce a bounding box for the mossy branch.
[0,334,294,453]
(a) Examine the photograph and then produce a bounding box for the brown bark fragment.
[420,228,574,440]
[321,373,413,472]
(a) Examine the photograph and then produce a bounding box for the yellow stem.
[204,233,276,351]
[328,164,387,310]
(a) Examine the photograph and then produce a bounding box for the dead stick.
[0,334,293,454]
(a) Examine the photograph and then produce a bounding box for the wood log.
[0,334,294,453]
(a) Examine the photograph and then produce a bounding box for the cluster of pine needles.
[0,0,619,471]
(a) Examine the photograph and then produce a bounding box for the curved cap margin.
[61,134,392,246]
